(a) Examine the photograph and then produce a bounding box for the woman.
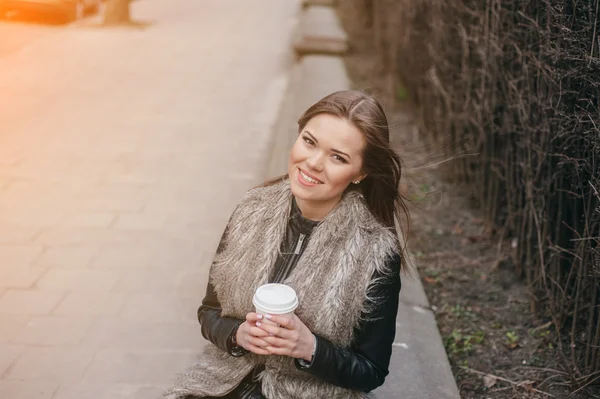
[162,90,411,399]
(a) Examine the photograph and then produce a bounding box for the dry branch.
[349,0,600,389]
[459,366,556,397]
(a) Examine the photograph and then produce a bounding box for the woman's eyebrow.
[304,130,351,159]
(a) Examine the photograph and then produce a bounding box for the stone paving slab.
[0,0,300,397]
[0,379,59,399]
[52,383,163,399]
[0,19,66,59]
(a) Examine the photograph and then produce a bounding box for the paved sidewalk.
[0,1,298,398]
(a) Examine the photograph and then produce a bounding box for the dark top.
[198,196,402,393]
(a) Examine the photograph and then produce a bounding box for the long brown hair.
[258,90,412,275]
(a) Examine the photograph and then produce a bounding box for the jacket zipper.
[272,233,307,283]
[294,233,306,255]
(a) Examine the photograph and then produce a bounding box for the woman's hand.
[256,314,315,361]
[236,312,273,356]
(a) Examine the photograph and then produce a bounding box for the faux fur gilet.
[161,177,399,399]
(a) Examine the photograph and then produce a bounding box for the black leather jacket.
[198,196,402,393]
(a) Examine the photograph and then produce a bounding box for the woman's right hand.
[236,312,272,356]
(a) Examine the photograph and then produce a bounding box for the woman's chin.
[291,184,319,199]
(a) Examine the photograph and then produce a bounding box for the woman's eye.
[302,137,346,163]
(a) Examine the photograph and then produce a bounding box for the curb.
[265,4,461,399]
[292,5,348,57]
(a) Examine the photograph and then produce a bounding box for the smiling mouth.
[299,168,323,184]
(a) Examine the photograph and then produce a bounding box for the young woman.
[162,90,411,399]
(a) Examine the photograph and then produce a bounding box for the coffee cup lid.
[253,283,298,314]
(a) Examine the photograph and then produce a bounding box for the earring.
[353,180,361,184]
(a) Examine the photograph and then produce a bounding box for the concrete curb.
[264,4,461,399]
[301,0,338,8]
[292,5,349,56]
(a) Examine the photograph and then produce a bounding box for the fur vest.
[161,177,398,399]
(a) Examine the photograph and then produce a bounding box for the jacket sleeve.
[197,279,245,354]
[197,219,246,355]
[294,252,402,392]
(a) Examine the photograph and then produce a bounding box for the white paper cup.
[253,283,299,326]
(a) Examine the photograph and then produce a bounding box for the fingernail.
[265,314,272,320]
[257,314,263,320]
[256,321,261,327]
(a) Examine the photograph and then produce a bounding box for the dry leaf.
[424,277,438,285]
[483,375,497,388]
[467,235,486,242]
[451,224,464,235]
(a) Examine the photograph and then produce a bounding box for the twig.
[590,0,599,62]
[407,151,480,171]
[459,366,556,397]
[570,373,600,397]
[513,365,567,375]
[590,181,600,198]
[575,369,600,382]
[419,250,481,265]
[569,237,600,242]
[530,321,553,332]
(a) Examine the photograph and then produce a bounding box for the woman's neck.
[293,195,341,222]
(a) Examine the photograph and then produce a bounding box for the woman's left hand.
[255,314,315,362]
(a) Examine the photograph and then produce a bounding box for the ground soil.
[337,5,600,399]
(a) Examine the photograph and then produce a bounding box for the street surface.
[0,1,297,398]
[0,15,67,59]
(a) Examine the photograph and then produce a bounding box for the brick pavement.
[0,1,298,397]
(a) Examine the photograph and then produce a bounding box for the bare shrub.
[348,0,600,386]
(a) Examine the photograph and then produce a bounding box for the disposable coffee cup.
[253,283,299,326]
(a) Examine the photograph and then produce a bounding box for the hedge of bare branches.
[351,0,600,386]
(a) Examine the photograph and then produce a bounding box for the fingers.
[266,314,295,329]
[237,321,271,352]
[248,325,270,338]
[256,320,291,339]
[245,344,271,356]
[247,335,270,350]
[239,322,267,339]
[263,345,291,357]
[261,335,288,348]
[241,313,307,359]
[245,312,264,323]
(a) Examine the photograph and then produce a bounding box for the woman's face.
[288,113,367,213]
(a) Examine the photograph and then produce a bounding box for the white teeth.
[300,170,321,184]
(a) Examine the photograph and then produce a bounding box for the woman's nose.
[306,153,324,170]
